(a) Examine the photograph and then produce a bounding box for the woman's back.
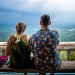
[6,22,32,68]
[9,35,30,68]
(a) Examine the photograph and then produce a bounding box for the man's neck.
[41,26,48,29]
[41,24,49,29]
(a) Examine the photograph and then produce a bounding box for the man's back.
[30,28,61,72]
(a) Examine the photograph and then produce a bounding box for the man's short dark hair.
[40,14,50,26]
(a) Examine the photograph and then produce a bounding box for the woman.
[6,22,31,68]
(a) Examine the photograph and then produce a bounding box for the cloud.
[0,0,43,12]
[52,12,75,22]
[0,0,75,24]
[0,0,75,12]
[42,0,75,12]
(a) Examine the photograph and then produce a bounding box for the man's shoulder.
[52,30,59,35]
[31,29,59,38]
[31,29,41,37]
[49,29,59,34]
[31,34,36,38]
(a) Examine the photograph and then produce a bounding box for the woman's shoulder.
[23,34,27,37]
[7,35,15,41]
[8,35,15,43]
[9,34,15,39]
[22,35,27,39]
[21,35,28,43]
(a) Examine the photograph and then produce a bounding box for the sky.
[0,0,75,26]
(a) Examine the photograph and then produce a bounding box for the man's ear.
[40,21,42,25]
[48,21,51,25]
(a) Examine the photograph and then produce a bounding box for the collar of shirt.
[41,28,49,32]
[41,27,49,29]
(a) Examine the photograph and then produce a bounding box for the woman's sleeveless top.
[9,35,30,68]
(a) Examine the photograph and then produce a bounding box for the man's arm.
[54,30,59,46]
[29,35,35,59]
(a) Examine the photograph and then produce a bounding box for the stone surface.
[62,61,75,69]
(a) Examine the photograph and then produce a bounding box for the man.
[30,14,61,75]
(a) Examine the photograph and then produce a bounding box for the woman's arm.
[6,37,10,56]
[27,35,30,45]
[27,35,31,52]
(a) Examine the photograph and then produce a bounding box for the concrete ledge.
[0,61,75,73]
[62,61,75,69]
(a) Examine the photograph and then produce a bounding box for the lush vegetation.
[60,51,67,61]
[60,50,75,61]
[70,51,75,61]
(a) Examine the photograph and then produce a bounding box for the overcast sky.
[0,0,75,25]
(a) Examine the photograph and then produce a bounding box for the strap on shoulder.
[21,35,27,43]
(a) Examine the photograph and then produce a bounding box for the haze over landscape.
[0,0,75,42]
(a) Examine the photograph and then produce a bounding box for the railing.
[0,42,7,56]
[0,42,75,61]
[58,42,75,61]
[0,42,75,73]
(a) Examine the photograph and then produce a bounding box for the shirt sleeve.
[30,34,36,50]
[30,36,33,50]
[54,30,59,46]
[30,34,36,59]
[30,34,36,47]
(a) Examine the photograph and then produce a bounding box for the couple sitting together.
[6,14,61,73]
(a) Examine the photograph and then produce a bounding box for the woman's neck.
[17,33,24,36]
[14,32,24,38]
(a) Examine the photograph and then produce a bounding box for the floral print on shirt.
[30,28,61,72]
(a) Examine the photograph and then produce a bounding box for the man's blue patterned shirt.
[30,28,61,72]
